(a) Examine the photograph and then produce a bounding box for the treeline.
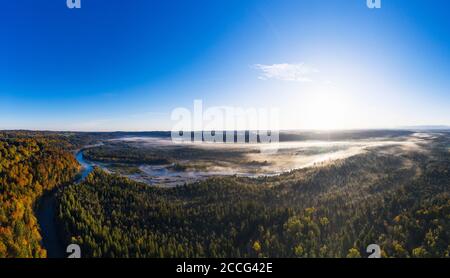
[84,144,170,165]
[0,132,80,258]
[57,138,450,258]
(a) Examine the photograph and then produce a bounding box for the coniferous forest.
[57,134,450,258]
[0,131,449,258]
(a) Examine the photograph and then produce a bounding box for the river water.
[75,151,94,181]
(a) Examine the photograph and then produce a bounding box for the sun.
[305,93,351,130]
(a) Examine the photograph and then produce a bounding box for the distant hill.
[398,125,450,131]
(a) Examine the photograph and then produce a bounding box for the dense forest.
[0,132,80,258]
[84,144,170,165]
[57,135,450,258]
[1,130,448,258]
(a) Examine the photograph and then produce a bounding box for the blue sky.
[1,0,449,131]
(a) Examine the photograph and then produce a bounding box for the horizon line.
[2,126,450,133]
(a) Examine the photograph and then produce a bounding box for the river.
[35,150,95,258]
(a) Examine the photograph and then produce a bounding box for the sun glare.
[305,93,351,130]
